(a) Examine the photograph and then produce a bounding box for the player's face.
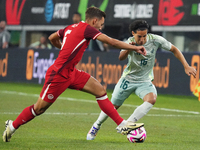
[93,17,105,31]
[0,21,6,31]
[72,14,81,24]
[132,29,148,45]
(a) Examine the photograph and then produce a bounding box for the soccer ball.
[127,127,147,143]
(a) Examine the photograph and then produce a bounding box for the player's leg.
[86,77,135,140]
[71,70,124,139]
[3,69,68,142]
[3,97,52,142]
[3,68,55,142]
[127,82,157,122]
[71,70,144,135]
[91,106,122,129]
[83,76,144,134]
[82,76,125,125]
[15,97,52,128]
[69,69,123,125]
[92,77,133,126]
[86,104,120,140]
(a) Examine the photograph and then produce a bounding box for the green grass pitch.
[0,82,200,150]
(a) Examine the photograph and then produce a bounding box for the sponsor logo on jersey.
[119,91,124,95]
[151,49,155,53]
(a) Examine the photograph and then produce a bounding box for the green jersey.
[122,33,172,82]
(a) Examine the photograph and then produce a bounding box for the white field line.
[0,90,200,115]
[0,112,200,118]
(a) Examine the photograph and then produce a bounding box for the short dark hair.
[129,20,149,33]
[85,7,106,20]
[41,34,47,39]
[73,12,81,17]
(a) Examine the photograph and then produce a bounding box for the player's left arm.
[48,32,62,49]
[170,45,196,78]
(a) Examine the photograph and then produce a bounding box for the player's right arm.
[48,32,62,49]
[170,45,196,78]
[96,34,146,56]
[118,50,130,61]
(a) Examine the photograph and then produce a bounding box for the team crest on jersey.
[48,94,54,100]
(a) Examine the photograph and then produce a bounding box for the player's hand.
[129,42,147,56]
[185,66,196,78]
[135,46,147,56]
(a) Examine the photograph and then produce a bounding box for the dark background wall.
[0,48,198,96]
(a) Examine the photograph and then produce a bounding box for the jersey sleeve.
[84,25,102,40]
[154,34,172,51]
[57,29,64,39]
[121,37,134,52]
[57,26,68,39]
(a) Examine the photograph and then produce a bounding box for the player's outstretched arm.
[97,34,146,56]
[48,32,62,49]
[170,45,196,78]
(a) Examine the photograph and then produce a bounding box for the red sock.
[13,105,37,129]
[96,94,123,125]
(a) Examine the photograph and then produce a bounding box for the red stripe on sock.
[96,93,107,99]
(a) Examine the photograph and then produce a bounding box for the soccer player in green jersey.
[87,20,197,140]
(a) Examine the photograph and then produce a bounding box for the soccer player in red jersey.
[3,7,146,142]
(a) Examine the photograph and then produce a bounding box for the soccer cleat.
[2,120,15,142]
[86,125,100,140]
[116,121,144,135]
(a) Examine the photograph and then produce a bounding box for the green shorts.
[111,77,157,106]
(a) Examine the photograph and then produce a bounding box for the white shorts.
[111,77,157,106]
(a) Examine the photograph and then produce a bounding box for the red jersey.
[53,21,101,78]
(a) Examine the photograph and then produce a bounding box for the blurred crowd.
[1,11,200,52]
[0,12,111,52]
[0,21,10,49]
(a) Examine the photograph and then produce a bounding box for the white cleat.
[116,121,144,135]
[2,120,15,142]
[86,125,100,140]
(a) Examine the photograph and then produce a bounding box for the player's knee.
[143,93,157,105]
[114,105,120,109]
[97,86,107,97]
[34,107,47,115]
[149,98,156,105]
[144,97,156,105]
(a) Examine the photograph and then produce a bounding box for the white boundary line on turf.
[0,90,200,115]
[0,112,200,118]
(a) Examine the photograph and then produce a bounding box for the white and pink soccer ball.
[127,127,147,143]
